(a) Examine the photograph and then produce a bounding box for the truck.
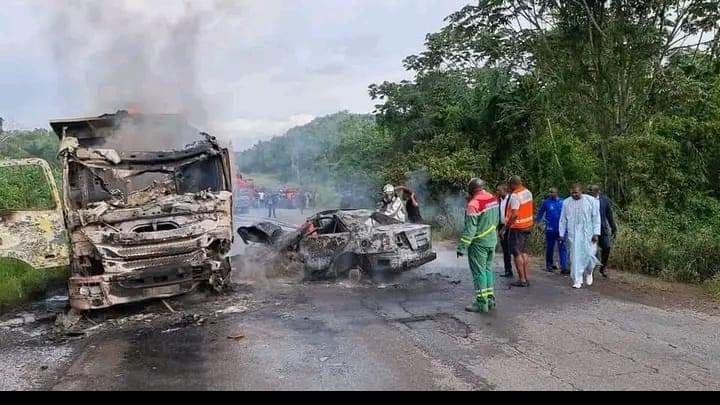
[0,110,235,310]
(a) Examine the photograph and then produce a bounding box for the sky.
[0,0,469,149]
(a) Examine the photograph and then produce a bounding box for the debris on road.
[172,313,206,328]
[161,328,181,334]
[227,333,245,340]
[215,305,247,315]
[54,308,82,330]
[162,300,176,313]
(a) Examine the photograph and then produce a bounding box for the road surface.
[1,208,719,390]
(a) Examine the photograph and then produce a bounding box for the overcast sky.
[0,0,468,148]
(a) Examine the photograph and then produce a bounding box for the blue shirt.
[536,197,563,232]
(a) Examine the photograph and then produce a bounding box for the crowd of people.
[259,189,317,218]
[457,176,617,313]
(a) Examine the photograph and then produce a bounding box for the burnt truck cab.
[50,111,234,310]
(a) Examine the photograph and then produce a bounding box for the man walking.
[559,184,601,289]
[499,176,534,288]
[590,185,617,278]
[536,187,569,274]
[496,184,513,278]
[457,178,499,313]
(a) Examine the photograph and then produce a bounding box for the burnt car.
[0,111,235,311]
[238,209,437,281]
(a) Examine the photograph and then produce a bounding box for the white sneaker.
[572,283,582,289]
[586,272,594,286]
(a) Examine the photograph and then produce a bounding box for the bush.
[612,202,720,283]
[0,258,68,312]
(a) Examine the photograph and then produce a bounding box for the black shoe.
[561,269,570,275]
[499,272,513,278]
[510,280,529,287]
[600,267,608,278]
[552,265,559,270]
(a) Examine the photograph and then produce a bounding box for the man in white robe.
[559,184,601,288]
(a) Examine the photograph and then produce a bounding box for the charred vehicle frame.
[37,110,235,310]
[238,209,437,281]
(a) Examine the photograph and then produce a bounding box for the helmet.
[383,184,395,194]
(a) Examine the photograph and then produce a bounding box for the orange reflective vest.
[506,186,534,230]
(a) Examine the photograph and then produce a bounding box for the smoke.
[405,168,465,233]
[40,0,251,147]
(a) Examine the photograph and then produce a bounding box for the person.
[396,186,423,224]
[496,184,513,278]
[378,184,407,223]
[301,191,312,215]
[457,178,499,313]
[267,191,278,219]
[559,184,601,289]
[499,176,534,288]
[590,185,617,278]
[258,190,265,209]
[536,187,569,274]
[299,190,307,214]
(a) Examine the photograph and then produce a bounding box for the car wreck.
[45,111,235,310]
[237,209,437,281]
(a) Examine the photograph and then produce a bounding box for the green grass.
[703,274,720,301]
[0,258,68,312]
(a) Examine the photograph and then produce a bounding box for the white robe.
[379,196,407,223]
[559,194,601,284]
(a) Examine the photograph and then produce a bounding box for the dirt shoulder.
[591,269,720,316]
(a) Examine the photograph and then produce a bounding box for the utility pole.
[0,116,4,135]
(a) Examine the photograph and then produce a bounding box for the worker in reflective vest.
[457,178,499,313]
[499,175,534,288]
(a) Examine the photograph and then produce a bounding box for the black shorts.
[508,229,531,256]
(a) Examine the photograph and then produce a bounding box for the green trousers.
[468,244,495,305]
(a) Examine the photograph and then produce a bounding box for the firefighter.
[457,178,500,313]
[378,184,406,222]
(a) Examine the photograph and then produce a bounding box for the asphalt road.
[1,207,719,390]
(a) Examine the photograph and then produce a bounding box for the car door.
[0,158,69,269]
[299,215,352,275]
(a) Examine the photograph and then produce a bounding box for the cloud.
[213,114,316,149]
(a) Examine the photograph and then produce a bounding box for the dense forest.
[238,1,720,285]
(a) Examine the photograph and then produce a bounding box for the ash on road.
[1,208,719,390]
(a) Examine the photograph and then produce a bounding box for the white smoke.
[38,0,261,145]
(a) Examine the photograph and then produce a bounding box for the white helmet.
[383,184,395,194]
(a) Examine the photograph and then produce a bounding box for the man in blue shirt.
[536,187,568,274]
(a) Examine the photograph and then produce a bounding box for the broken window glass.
[177,156,224,193]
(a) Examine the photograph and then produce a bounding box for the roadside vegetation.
[0,259,68,311]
